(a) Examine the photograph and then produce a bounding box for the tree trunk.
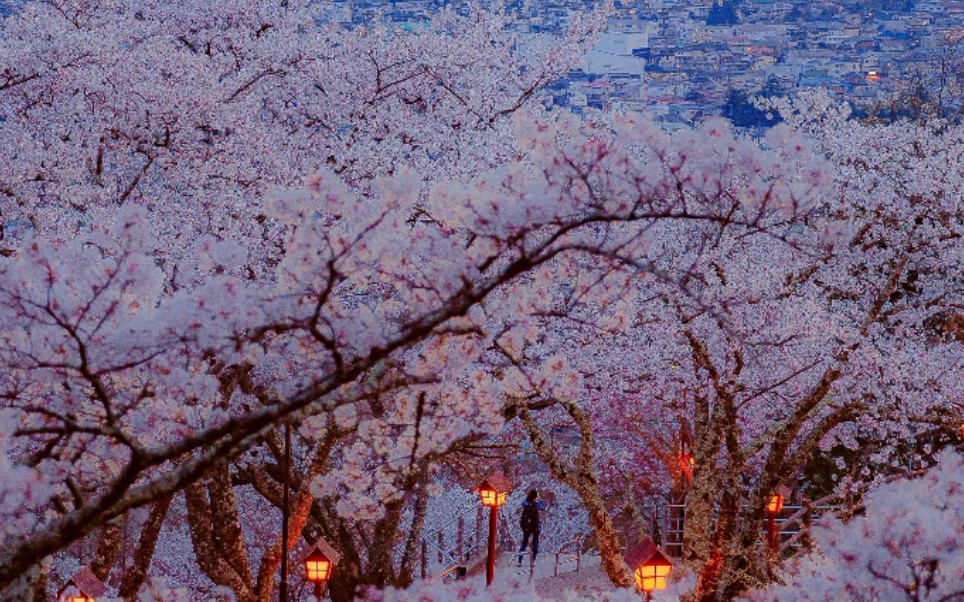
[185,463,256,602]
[693,472,740,602]
[118,494,173,601]
[397,480,429,585]
[91,516,124,583]
[254,440,336,601]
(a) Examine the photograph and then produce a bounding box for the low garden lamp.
[57,566,106,602]
[302,539,340,601]
[626,537,672,601]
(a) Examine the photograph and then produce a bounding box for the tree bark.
[118,494,173,601]
[185,463,256,602]
[91,516,124,583]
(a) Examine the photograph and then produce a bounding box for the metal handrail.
[423,535,460,568]
[658,502,843,555]
[553,537,583,577]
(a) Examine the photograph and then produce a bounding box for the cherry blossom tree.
[743,451,964,602]
[0,0,607,270]
[466,114,835,589]
[1,0,609,598]
[5,3,957,601]
[0,102,823,600]
[482,100,964,599]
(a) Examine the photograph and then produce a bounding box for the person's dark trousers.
[517,529,540,565]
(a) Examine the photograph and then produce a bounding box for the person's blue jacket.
[520,499,545,532]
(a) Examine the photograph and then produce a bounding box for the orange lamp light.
[305,549,333,583]
[479,484,507,508]
[679,453,695,480]
[768,485,790,513]
[626,537,673,594]
[68,597,95,602]
[477,473,510,508]
[634,558,672,592]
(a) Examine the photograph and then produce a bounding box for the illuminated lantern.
[626,537,673,599]
[679,453,695,481]
[477,473,510,508]
[300,539,340,600]
[57,567,106,602]
[766,485,791,554]
[305,549,332,583]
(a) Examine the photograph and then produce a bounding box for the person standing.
[517,489,544,566]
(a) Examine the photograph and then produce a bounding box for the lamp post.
[766,485,790,555]
[302,539,340,601]
[625,537,672,601]
[476,472,511,587]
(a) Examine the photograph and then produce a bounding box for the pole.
[314,581,324,601]
[486,506,498,586]
[280,422,291,602]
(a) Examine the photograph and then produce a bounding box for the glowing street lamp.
[478,477,509,508]
[476,472,511,586]
[301,539,340,601]
[625,537,672,601]
[766,485,790,554]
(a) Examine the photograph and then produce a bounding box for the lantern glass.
[479,487,506,508]
[67,597,95,602]
[634,562,671,592]
[306,556,332,582]
[767,493,784,514]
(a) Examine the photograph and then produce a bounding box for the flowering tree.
[4,3,956,601]
[0,0,606,269]
[469,114,834,588]
[0,0,609,598]
[488,103,964,600]
[0,98,823,601]
[744,451,964,602]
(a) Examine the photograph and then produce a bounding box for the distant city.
[3,0,961,126]
[329,0,964,126]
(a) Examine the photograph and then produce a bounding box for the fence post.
[421,540,428,579]
[801,499,813,550]
[457,517,464,561]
